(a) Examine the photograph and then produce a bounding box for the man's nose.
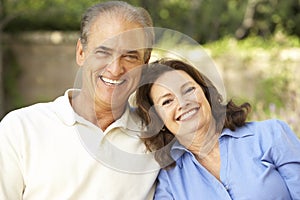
[106,57,125,76]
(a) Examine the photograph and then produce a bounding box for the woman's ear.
[76,39,85,66]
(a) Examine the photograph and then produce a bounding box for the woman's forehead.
[154,70,193,87]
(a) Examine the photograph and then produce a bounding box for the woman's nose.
[177,96,189,110]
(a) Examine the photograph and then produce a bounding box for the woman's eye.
[185,86,195,94]
[162,99,173,106]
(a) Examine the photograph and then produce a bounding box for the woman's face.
[150,70,213,147]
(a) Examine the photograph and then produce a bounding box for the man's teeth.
[101,76,125,85]
[178,109,198,121]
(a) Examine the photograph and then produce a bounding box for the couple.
[0,1,299,200]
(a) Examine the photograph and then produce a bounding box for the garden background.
[0,0,299,137]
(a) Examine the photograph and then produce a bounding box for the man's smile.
[99,76,126,86]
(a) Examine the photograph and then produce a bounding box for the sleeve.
[153,170,174,200]
[0,112,25,200]
[272,120,300,199]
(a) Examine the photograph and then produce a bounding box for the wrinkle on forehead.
[155,70,191,90]
[89,16,147,52]
[151,70,192,103]
[101,30,147,53]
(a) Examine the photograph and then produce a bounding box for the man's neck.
[70,91,126,130]
[94,102,126,130]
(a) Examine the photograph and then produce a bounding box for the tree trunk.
[0,30,4,119]
[235,0,260,39]
[0,0,3,118]
[0,0,17,118]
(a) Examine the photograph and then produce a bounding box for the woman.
[136,59,300,199]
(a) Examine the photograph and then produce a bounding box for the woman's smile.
[176,107,200,121]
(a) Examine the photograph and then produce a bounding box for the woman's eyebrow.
[154,93,171,104]
[181,81,193,88]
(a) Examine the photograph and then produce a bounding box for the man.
[0,1,159,199]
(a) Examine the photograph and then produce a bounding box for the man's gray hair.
[79,1,154,62]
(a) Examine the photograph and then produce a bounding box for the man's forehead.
[99,29,148,50]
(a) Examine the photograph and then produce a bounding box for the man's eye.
[123,54,139,62]
[96,50,111,56]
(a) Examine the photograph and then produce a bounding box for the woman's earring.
[161,126,166,131]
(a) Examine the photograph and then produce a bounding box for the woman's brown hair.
[136,58,251,168]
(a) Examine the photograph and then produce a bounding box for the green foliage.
[256,66,290,110]
[2,0,300,43]
[3,0,102,31]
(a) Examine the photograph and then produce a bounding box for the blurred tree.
[0,0,19,118]
[236,0,300,39]
[235,0,261,39]
[2,0,299,41]
[3,0,101,31]
[0,0,5,118]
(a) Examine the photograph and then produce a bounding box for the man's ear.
[76,39,85,66]
[144,48,152,64]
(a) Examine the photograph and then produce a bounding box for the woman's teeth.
[177,108,198,121]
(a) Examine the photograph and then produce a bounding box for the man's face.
[76,16,148,110]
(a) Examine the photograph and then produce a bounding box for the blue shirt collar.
[170,125,255,167]
[220,125,254,138]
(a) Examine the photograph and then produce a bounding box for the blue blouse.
[154,119,300,200]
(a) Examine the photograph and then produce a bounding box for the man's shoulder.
[1,94,66,123]
[4,102,51,118]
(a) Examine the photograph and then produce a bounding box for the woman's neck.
[188,118,219,159]
[196,142,221,181]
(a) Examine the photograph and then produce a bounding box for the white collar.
[53,89,143,135]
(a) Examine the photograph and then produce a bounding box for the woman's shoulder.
[244,119,296,141]
[246,119,290,131]
[224,119,285,136]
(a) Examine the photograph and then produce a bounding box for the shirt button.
[224,184,229,190]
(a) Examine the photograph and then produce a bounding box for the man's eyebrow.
[95,46,140,55]
[122,49,143,59]
[121,49,142,56]
[125,49,139,54]
[95,46,113,51]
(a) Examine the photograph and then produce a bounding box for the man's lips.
[176,107,200,121]
[99,76,126,86]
